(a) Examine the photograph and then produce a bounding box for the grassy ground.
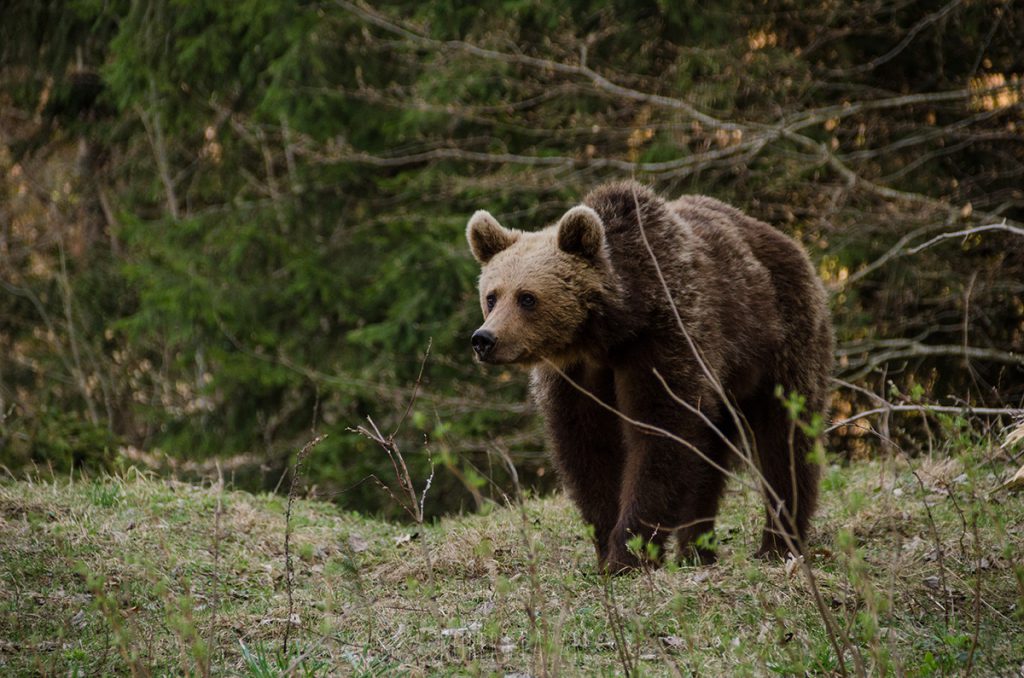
[2,439,1023,676]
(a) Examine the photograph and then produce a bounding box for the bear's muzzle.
[471,328,497,361]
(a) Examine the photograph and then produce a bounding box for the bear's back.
[670,193,833,385]
[582,183,785,382]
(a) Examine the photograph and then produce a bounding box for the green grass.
[2,445,1022,676]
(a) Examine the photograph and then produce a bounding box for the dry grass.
[1,439,1023,676]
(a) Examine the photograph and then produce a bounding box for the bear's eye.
[518,292,537,309]
[485,293,497,312]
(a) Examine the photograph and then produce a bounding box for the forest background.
[2,0,1023,518]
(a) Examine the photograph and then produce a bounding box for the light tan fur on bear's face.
[467,207,610,366]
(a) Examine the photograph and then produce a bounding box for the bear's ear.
[467,210,518,264]
[557,205,605,259]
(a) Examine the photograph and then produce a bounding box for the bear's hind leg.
[746,390,821,558]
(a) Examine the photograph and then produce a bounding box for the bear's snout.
[471,329,497,361]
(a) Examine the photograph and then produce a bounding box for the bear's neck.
[575,274,634,361]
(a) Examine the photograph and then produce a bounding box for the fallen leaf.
[994,464,1024,493]
[394,532,418,546]
[784,554,803,578]
[1001,421,1024,449]
[660,635,685,649]
[440,622,481,637]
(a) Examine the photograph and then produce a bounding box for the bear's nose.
[471,329,496,359]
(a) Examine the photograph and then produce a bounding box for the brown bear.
[466,181,833,572]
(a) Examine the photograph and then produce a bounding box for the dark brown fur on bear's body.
[468,182,833,573]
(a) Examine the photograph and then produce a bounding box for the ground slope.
[1,450,1022,676]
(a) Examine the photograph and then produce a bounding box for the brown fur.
[467,182,833,572]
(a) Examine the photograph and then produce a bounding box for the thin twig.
[598,576,634,677]
[906,221,1024,254]
[350,341,439,598]
[205,462,224,677]
[827,404,1024,434]
[829,0,963,75]
[393,338,432,437]
[908,467,951,630]
[282,433,327,656]
[964,514,983,677]
[136,81,179,220]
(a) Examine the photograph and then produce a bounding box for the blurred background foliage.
[2,0,1022,518]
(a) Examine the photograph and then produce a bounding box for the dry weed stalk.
[352,340,439,600]
[964,514,983,676]
[204,462,224,677]
[282,433,327,656]
[599,575,636,677]
[492,442,562,676]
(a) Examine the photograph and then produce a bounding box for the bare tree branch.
[827,404,1024,434]
[828,0,964,76]
[906,221,1024,254]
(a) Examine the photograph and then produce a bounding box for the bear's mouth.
[475,347,530,366]
[475,342,582,368]
[476,353,521,366]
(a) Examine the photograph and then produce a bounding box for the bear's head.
[466,205,611,366]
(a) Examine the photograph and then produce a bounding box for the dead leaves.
[993,420,1024,494]
[993,464,1024,494]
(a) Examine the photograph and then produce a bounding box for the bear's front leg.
[531,364,626,564]
[605,370,726,574]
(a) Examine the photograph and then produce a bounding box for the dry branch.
[906,221,1024,254]
[827,404,1024,434]
[283,433,327,655]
